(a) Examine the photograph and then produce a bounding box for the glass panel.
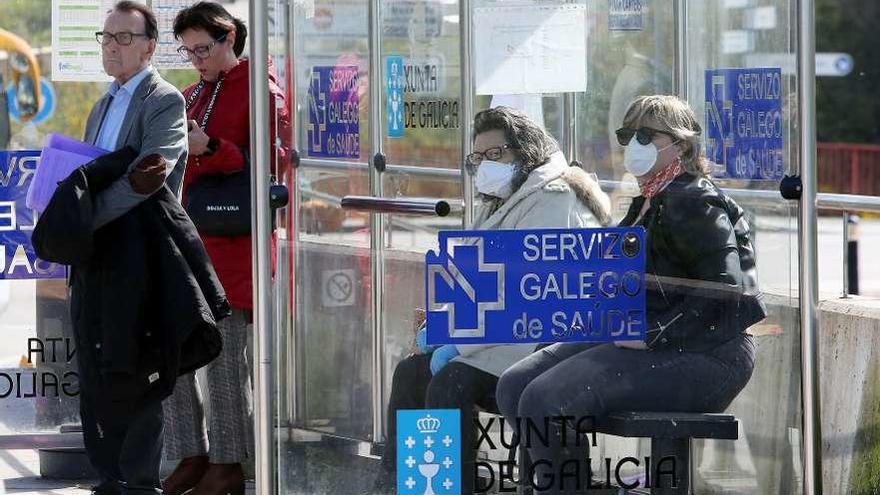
[278,0,813,494]
[579,2,802,494]
[378,0,469,485]
[381,0,463,170]
[686,1,801,493]
[279,0,375,490]
[297,0,370,163]
[380,173,463,436]
[292,167,372,442]
[1,4,84,437]
[581,0,675,180]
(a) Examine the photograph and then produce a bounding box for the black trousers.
[77,351,164,494]
[382,353,498,495]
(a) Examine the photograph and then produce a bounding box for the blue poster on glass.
[705,67,784,180]
[0,151,66,280]
[425,227,646,345]
[397,409,461,495]
[609,0,644,31]
[387,55,405,138]
[307,65,361,158]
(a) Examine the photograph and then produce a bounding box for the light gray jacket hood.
[452,151,611,376]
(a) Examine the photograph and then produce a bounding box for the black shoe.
[91,480,122,495]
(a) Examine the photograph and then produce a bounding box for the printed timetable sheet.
[153,0,193,69]
[52,0,118,81]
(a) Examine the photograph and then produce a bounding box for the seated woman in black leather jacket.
[495,95,767,494]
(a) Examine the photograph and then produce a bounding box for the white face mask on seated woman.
[623,140,677,177]
[474,160,518,199]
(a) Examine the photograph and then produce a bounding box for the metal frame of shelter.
[246,0,823,494]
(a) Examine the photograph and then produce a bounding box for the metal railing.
[818,142,880,196]
[340,196,453,217]
[301,156,880,300]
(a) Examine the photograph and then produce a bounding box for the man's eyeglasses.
[95,31,150,46]
[177,34,228,62]
[466,144,516,167]
[615,127,670,146]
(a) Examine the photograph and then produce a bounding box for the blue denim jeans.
[496,335,755,494]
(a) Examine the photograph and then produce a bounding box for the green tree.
[0,0,52,47]
[816,0,880,143]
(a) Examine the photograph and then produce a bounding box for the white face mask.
[623,140,675,177]
[474,160,516,199]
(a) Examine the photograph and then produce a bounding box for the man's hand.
[187,120,210,156]
[128,153,167,194]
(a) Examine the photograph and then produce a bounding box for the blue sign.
[387,55,405,138]
[397,409,461,495]
[7,78,56,124]
[0,151,66,280]
[705,67,784,180]
[609,0,644,31]
[425,227,645,345]
[307,65,360,158]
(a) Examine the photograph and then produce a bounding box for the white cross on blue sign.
[398,409,461,495]
[705,67,784,180]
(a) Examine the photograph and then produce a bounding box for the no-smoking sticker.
[321,269,356,307]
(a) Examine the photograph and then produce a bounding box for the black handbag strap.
[186,74,225,130]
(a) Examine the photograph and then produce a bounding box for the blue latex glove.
[416,325,440,355]
[430,345,460,375]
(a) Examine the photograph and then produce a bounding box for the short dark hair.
[112,1,158,40]
[173,2,248,57]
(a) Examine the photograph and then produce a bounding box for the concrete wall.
[819,298,880,495]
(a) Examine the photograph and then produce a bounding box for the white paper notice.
[51,0,145,82]
[153,0,194,69]
[474,3,587,95]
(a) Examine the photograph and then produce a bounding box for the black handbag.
[184,162,252,237]
[182,74,252,237]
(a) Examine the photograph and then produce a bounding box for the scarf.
[639,158,685,198]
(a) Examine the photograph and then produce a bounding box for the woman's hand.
[430,345,460,375]
[614,340,648,351]
[415,325,440,355]
[187,120,210,156]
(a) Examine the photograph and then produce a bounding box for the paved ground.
[0,449,88,495]
[0,452,258,495]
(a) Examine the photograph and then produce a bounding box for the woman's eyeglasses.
[177,34,228,62]
[95,31,149,46]
[466,144,516,167]
[615,127,670,146]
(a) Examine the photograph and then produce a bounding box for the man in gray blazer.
[78,2,187,493]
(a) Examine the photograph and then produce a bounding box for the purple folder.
[27,134,108,213]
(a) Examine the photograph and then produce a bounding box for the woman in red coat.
[161,3,290,494]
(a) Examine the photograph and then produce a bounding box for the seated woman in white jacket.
[370,106,611,495]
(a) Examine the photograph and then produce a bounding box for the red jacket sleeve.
[268,77,292,181]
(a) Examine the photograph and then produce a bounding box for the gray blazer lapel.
[114,69,157,149]
[85,95,112,145]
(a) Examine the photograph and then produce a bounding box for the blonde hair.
[623,95,708,175]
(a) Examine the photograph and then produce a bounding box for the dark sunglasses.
[615,127,670,146]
